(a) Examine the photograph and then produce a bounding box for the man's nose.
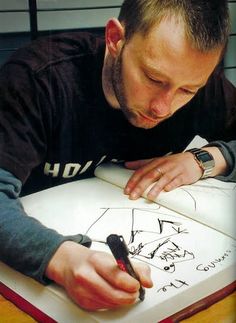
[149,90,174,118]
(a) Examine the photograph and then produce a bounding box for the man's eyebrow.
[185,82,206,90]
[144,65,170,80]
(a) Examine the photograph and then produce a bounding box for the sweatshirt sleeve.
[0,168,90,284]
[205,140,236,182]
[193,67,236,182]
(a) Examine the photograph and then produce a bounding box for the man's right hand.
[45,241,153,310]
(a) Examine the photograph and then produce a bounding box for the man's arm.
[0,168,70,283]
[0,168,153,310]
[124,140,235,201]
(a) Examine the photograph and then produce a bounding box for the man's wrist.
[203,146,228,176]
[45,241,77,284]
[186,148,215,178]
[186,146,228,178]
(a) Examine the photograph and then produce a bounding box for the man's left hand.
[124,147,227,201]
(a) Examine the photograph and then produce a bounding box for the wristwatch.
[186,148,215,178]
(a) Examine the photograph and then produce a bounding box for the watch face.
[187,149,215,178]
[199,152,212,163]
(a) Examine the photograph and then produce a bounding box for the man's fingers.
[126,162,168,199]
[145,170,175,199]
[125,159,153,170]
[132,262,153,288]
[94,255,140,293]
[125,162,162,196]
[72,287,134,311]
[127,165,184,201]
[72,265,139,309]
[124,159,156,194]
[163,175,186,192]
[147,173,183,199]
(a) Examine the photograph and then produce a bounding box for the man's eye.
[181,88,196,95]
[148,76,163,85]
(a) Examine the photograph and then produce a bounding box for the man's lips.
[138,111,162,123]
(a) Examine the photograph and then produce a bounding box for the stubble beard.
[110,50,140,127]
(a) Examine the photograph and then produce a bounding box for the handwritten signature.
[196,249,232,272]
[157,279,189,293]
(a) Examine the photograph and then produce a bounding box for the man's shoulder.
[4,32,105,74]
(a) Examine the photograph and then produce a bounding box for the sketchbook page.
[94,163,236,239]
[3,177,232,323]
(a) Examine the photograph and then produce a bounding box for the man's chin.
[128,116,161,129]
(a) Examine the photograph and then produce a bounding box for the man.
[0,0,235,311]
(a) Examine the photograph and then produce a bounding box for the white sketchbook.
[0,164,235,323]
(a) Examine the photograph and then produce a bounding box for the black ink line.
[85,207,110,235]
[180,188,197,210]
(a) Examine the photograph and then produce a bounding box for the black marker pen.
[106,234,145,301]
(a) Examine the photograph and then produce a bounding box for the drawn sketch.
[85,207,195,273]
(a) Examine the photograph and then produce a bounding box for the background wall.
[225,1,236,85]
[0,0,235,85]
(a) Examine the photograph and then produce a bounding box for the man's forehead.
[125,20,221,88]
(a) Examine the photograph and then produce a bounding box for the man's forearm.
[0,168,66,284]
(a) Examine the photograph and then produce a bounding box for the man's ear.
[105,18,125,57]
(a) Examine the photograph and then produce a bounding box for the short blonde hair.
[118,0,230,52]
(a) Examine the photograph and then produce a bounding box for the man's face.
[110,18,221,129]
